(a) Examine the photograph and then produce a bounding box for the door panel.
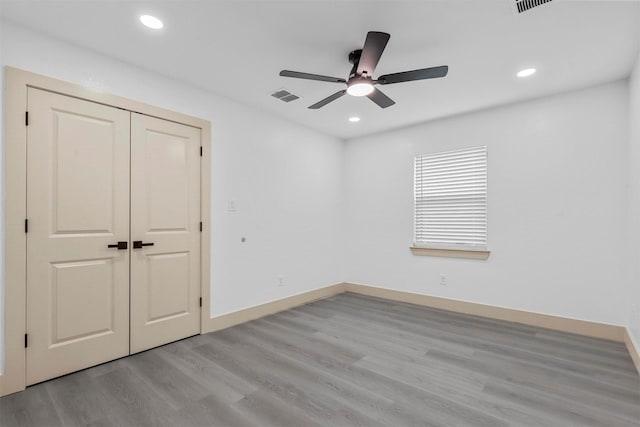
[54,112,116,233]
[51,259,115,345]
[146,252,190,323]
[130,113,201,353]
[146,131,190,230]
[26,88,130,385]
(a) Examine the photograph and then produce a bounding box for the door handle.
[107,241,128,250]
[133,241,154,249]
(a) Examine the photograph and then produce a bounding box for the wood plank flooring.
[1,292,639,426]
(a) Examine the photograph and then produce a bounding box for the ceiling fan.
[279,31,448,109]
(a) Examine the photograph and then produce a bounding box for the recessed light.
[140,15,163,29]
[517,68,536,78]
[349,117,361,123]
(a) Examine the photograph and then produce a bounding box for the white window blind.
[414,146,487,250]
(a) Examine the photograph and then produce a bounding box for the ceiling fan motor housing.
[348,49,363,78]
[348,49,362,65]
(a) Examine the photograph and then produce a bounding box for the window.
[414,146,488,254]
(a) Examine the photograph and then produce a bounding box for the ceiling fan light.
[347,82,374,97]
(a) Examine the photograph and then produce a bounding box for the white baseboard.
[202,281,626,344]
[624,328,640,376]
[343,283,625,343]
[202,283,346,333]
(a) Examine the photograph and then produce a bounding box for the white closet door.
[26,88,131,385]
[130,113,201,354]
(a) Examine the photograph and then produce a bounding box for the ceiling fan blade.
[377,65,448,85]
[280,70,346,83]
[308,90,347,109]
[356,31,390,76]
[367,88,395,108]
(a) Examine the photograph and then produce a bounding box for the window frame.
[411,146,490,259]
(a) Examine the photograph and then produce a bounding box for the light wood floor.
[1,292,639,426]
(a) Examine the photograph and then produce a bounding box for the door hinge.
[200,146,203,157]
[25,218,29,233]
[25,333,28,348]
[25,111,29,126]
[200,221,203,232]
[199,297,202,307]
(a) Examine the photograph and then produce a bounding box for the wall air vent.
[514,0,552,14]
[271,89,300,103]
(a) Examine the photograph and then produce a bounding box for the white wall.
[628,51,640,346]
[0,20,345,371]
[344,81,631,326]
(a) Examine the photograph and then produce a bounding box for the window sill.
[410,247,490,260]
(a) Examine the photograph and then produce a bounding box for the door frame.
[1,66,212,396]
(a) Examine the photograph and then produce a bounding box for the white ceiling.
[2,0,640,139]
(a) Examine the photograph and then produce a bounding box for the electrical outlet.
[278,274,285,287]
[440,274,447,286]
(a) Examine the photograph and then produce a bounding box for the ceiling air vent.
[271,89,300,103]
[515,0,552,14]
